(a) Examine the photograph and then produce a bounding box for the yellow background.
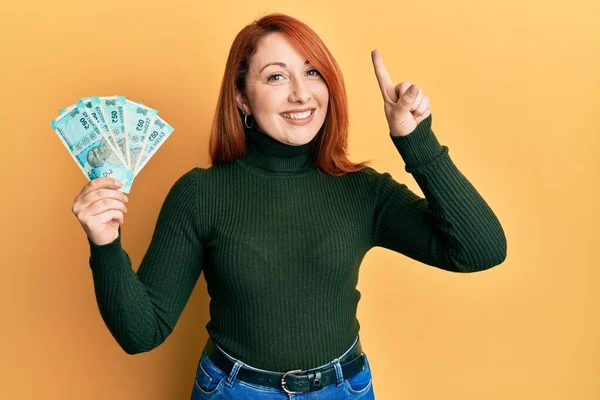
[2,0,598,398]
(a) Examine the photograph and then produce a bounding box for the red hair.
[208,12,371,176]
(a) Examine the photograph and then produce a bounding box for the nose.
[289,79,311,103]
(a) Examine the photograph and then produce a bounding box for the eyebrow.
[259,60,310,73]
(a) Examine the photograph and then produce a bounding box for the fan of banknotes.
[50,95,175,193]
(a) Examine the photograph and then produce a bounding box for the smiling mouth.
[280,109,315,120]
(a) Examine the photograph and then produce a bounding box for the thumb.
[398,84,420,110]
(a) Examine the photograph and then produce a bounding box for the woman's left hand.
[371,49,432,137]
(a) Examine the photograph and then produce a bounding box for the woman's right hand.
[72,177,130,246]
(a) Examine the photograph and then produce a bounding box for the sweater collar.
[238,122,318,176]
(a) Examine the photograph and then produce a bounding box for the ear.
[235,89,250,114]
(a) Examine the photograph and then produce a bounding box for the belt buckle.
[281,369,303,394]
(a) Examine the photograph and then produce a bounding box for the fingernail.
[115,180,123,187]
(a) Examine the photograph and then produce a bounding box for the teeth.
[281,110,312,120]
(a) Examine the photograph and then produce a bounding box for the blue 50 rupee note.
[124,99,157,173]
[99,96,128,168]
[50,102,134,193]
[134,115,174,176]
[59,97,129,168]
[80,96,128,167]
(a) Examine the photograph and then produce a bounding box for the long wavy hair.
[208,12,371,176]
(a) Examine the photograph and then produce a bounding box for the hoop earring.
[243,110,254,128]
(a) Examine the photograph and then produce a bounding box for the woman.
[72,12,507,399]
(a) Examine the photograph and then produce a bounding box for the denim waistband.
[210,335,360,374]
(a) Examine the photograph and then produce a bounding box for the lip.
[280,107,315,114]
[280,109,315,126]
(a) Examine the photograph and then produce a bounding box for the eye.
[267,69,321,82]
[267,73,284,82]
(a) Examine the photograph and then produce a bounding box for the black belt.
[204,336,366,394]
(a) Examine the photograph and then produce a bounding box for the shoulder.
[350,165,395,188]
[350,166,409,201]
[160,167,200,210]
[170,164,219,188]
[167,166,200,194]
[356,165,386,180]
[166,165,223,211]
[160,167,211,227]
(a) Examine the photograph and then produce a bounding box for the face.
[87,137,111,167]
[236,32,329,146]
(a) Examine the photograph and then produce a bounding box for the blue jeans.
[190,335,375,399]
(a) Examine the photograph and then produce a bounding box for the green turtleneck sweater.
[87,114,507,371]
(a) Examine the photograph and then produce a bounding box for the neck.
[237,122,319,177]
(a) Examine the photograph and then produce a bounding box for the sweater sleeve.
[86,167,204,354]
[371,114,507,273]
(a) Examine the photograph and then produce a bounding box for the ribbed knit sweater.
[87,114,507,371]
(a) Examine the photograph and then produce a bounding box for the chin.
[289,131,318,145]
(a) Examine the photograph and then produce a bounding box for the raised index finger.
[371,49,395,103]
